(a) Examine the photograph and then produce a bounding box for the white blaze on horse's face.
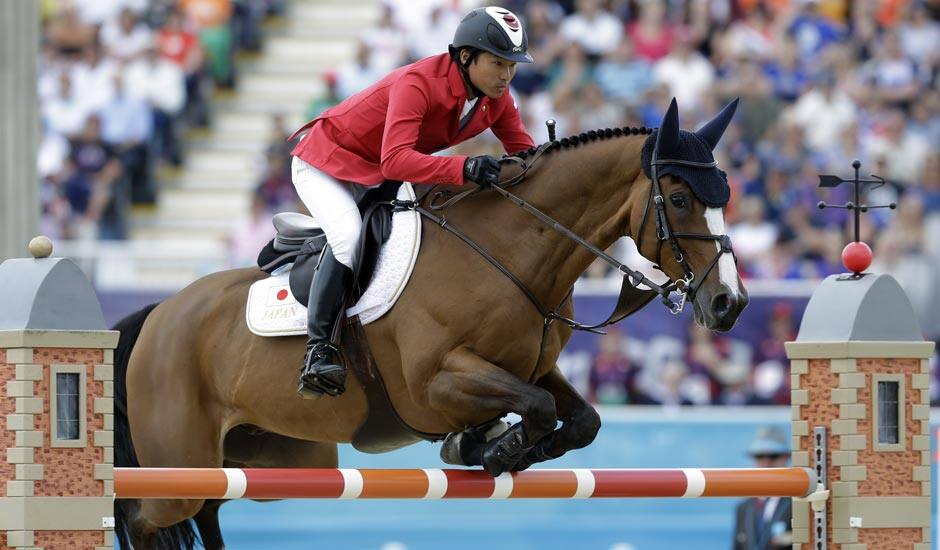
[704,207,740,298]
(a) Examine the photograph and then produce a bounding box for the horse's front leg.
[427,347,558,476]
[515,366,601,470]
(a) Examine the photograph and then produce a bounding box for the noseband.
[635,147,736,313]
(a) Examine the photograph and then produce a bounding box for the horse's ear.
[655,98,680,157]
[695,97,739,150]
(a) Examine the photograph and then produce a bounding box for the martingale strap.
[392,175,674,333]
[396,199,660,334]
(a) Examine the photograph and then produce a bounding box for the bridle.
[393,135,736,334]
[634,146,736,314]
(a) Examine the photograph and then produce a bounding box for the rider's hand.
[463,155,500,188]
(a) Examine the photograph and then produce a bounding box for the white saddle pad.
[246,182,421,337]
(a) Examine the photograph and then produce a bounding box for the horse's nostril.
[711,292,733,317]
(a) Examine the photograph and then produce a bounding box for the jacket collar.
[447,56,472,100]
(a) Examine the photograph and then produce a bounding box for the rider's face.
[462,51,516,99]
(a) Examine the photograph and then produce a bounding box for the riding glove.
[464,155,501,187]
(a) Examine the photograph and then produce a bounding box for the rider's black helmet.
[450,6,533,64]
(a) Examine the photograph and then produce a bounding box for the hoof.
[440,432,465,466]
[481,424,528,477]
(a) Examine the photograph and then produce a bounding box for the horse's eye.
[670,194,687,208]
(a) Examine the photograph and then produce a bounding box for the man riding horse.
[289,6,537,398]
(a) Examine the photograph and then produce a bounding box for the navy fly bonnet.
[641,98,739,208]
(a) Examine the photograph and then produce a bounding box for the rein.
[393,140,693,335]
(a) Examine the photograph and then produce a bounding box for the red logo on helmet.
[502,14,519,31]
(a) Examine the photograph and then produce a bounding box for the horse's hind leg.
[128,400,224,545]
[188,428,338,548]
[223,426,339,468]
[427,348,558,476]
[194,500,225,550]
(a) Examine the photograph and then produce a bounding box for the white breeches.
[291,156,362,269]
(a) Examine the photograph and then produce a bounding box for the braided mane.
[512,126,654,159]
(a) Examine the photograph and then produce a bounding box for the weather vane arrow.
[817,159,896,276]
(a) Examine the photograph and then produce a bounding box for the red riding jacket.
[289,53,535,187]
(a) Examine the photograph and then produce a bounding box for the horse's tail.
[112,303,199,550]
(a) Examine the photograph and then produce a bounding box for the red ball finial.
[842,241,873,274]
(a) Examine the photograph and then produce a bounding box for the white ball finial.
[28,235,53,259]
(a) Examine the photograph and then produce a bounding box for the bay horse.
[114,98,748,548]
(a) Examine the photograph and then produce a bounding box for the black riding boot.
[298,246,352,398]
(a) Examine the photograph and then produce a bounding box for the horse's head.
[629,98,748,331]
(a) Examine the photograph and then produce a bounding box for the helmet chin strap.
[450,46,486,98]
[460,64,486,98]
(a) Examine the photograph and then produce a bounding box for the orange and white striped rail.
[114,467,816,499]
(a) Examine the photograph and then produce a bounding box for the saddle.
[256,181,401,304]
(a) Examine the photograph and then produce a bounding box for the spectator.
[641,359,704,407]
[653,28,715,112]
[510,0,563,96]
[42,72,91,139]
[71,43,119,113]
[908,94,940,145]
[862,109,930,187]
[865,32,921,109]
[156,8,208,125]
[73,0,148,28]
[99,75,154,203]
[337,40,384,99]
[722,5,776,62]
[627,0,676,63]
[125,42,187,165]
[762,40,809,103]
[38,127,74,239]
[45,5,97,58]
[685,324,747,404]
[728,195,779,273]
[405,4,462,61]
[576,82,624,133]
[785,0,842,68]
[100,7,153,63]
[897,3,940,70]
[732,427,793,550]
[360,4,407,73]
[230,189,275,267]
[305,71,342,120]
[588,328,638,405]
[255,153,296,213]
[916,152,940,215]
[263,112,295,161]
[786,70,856,154]
[559,0,623,59]
[719,58,783,144]
[64,116,125,239]
[231,0,267,52]
[871,200,940,338]
[180,0,235,87]
[593,39,653,107]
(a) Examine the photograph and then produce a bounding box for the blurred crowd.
[37,0,284,240]
[568,301,940,407]
[575,302,800,407]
